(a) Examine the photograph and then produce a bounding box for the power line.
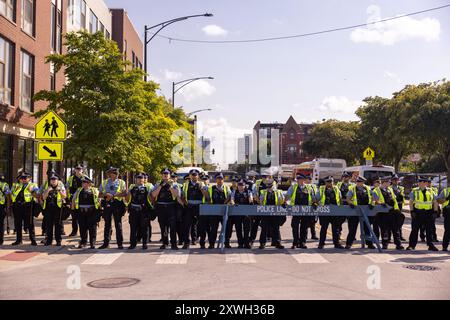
[150,4,450,44]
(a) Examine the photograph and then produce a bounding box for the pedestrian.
[407,177,439,251]
[42,175,66,246]
[71,176,100,249]
[152,169,180,250]
[98,167,127,249]
[230,179,253,249]
[316,176,344,249]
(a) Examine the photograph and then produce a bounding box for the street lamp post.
[172,77,214,108]
[144,13,213,82]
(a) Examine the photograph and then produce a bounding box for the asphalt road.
[0,208,449,300]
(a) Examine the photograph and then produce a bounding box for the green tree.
[302,120,361,165]
[34,31,191,178]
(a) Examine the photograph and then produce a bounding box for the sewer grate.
[87,277,140,289]
[403,265,439,271]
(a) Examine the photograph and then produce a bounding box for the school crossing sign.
[35,111,67,161]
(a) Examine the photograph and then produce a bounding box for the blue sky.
[105,0,450,166]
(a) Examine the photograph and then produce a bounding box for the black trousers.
[71,209,79,234]
[129,207,150,246]
[319,216,340,246]
[225,216,251,246]
[78,209,98,245]
[191,213,198,242]
[12,202,35,242]
[420,212,438,240]
[409,210,435,247]
[291,216,310,245]
[397,212,405,237]
[260,217,281,245]
[443,207,450,249]
[0,204,5,242]
[199,215,220,247]
[250,216,261,241]
[102,201,125,245]
[156,203,177,246]
[378,211,401,246]
[44,205,63,243]
[182,205,199,245]
[175,203,183,242]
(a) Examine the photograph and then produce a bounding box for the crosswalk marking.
[82,253,123,265]
[226,252,256,264]
[287,250,329,264]
[155,251,189,264]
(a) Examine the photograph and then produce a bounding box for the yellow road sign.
[363,147,375,160]
[37,142,64,161]
[35,111,67,141]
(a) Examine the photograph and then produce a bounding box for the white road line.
[287,250,329,264]
[82,253,124,265]
[155,251,189,264]
[225,252,256,264]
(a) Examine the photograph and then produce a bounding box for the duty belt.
[130,203,146,211]
[79,205,95,213]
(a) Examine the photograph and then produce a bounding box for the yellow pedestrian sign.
[363,147,375,160]
[35,111,67,141]
[37,142,64,161]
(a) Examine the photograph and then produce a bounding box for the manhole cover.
[87,277,140,288]
[403,265,439,271]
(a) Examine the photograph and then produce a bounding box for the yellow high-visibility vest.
[412,187,433,210]
[349,184,372,206]
[74,187,99,210]
[319,185,341,206]
[261,189,282,205]
[290,184,313,205]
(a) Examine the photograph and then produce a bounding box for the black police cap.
[82,176,94,184]
[189,169,200,175]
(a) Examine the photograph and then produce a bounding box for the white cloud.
[202,24,228,37]
[384,70,401,83]
[350,5,440,45]
[178,80,216,101]
[317,96,362,114]
[163,69,182,81]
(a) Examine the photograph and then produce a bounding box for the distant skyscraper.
[238,134,252,164]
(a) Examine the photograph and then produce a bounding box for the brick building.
[0,0,143,186]
[253,116,315,166]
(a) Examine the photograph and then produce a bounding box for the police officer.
[249,173,270,245]
[11,172,39,246]
[230,177,239,194]
[66,165,86,237]
[345,176,375,250]
[286,174,317,249]
[245,173,256,194]
[407,177,439,251]
[317,176,344,249]
[180,169,205,249]
[71,176,100,249]
[0,174,11,245]
[423,178,439,242]
[391,174,406,241]
[436,182,450,251]
[152,169,180,250]
[171,172,184,246]
[336,172,353,239]
[126,173,151,250]
[98,167,127,250]
[259,181,284,249]
[201,174,210,187]
[42,175,66,246]
[203,173,231,249]
[230,179,253,249]
[305,175,319,240]
[373,176,404,250]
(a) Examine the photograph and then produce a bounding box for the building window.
[123,40,127,60]
[289,130,295,140]
[0,133,10,183]
[89,10,98,33]
[21,0,34,36]
[105,29,110,39]
[99,22,104,35]
[69,0,86,30]
[17,138,39,183]
[50,63,56,91]
[20,51,33,112]
[0,36,13,105]
[51,3,62,53]
[0,0,15,22]
[132,51,135,68]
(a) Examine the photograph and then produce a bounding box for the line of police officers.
[1,168,449,252]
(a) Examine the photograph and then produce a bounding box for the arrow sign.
[37,142,63,161]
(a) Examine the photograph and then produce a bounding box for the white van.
[344,165,395,184]
[294,158,347,185]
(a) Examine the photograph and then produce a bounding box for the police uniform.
[407,178,438,251]
[287,175,316,249]
[316,178,343,249]
[128,175,151,250]
[42,176,66,246]
[420,182,439,242]
[259,186,284,249]
[305,176,319,240]
[153,169,180,250]
[98,167,127,249]
[437,186,450,251]
[180,170,205,249]
[202,175,231,249]
[391,175,406,240]
[230,181,253,249]
[336,173,354,237]
[11,173,39,245]
[250,176,269,243]
[0,176,11,245]
[373,177,403,250]
[66,165,85,236]
[72,177,99,249]
[345,177,375,249]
